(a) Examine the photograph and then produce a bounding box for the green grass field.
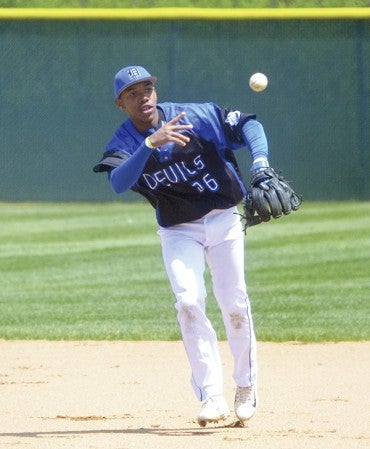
[0,201,369,342]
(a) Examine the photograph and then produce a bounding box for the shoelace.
[201,395,225,413]
[236,386,254,403]
[204,396,216,405]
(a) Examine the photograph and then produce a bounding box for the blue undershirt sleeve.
[242,119,269,171]
[109,142,153,193]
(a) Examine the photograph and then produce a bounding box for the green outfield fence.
[0,8,369,201]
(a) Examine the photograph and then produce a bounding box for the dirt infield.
[0,341,369,449]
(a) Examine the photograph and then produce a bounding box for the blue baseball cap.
[114,66,157,99]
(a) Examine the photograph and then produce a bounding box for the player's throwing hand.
[149,112,193,148]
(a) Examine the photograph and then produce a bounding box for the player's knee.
[176,303,205,333]
[228,311,248,330]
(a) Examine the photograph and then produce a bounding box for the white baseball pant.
[158,206,257,401]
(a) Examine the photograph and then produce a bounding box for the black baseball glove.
[241,167,302,230]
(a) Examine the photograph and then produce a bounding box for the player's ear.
[115,98,125,111]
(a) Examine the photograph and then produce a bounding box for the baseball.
[249,73,268,92]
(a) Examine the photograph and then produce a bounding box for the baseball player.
[94,65,270,427]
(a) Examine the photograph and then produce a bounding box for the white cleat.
[197,395,230,427]
[234,385,257,425]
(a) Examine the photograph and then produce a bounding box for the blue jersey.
[94,102,266,227]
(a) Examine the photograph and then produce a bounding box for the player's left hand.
[240,167,302,229]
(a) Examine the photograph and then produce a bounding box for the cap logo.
[127,67,142,80]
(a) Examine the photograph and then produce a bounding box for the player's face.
[115,81,158,132]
